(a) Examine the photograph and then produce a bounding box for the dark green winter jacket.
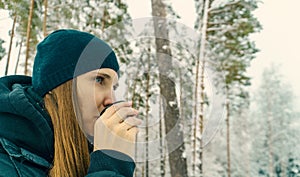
[0,75,135,177]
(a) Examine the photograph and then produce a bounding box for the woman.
[0,29,141,176]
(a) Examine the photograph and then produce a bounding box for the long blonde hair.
[44,80,90,177]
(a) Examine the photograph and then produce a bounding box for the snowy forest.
[0,0,299,177]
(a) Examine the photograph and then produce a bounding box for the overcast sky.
[1,0,299,109]
[127,0,300,110]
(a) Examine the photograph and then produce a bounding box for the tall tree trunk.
[130,52,143,107]
[192,34,200,177]
[135,94,145,177]
[159,95,165,177]
[5,13,17,76]
[131,62,141,108]
[142,165,145,177]
[179,69,184,129]
[151,0,188,177]
[43,0,48,37]
[198,1,210,176]
[25,0,35,75]
[14,39,23,74]
[226,87,231,177]
[145,46,151,177]
[131,79,139,107]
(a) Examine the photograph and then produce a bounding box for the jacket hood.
[0,75,54,163]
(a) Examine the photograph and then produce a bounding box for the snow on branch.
[208,0,241,14]
[207,26,235,33]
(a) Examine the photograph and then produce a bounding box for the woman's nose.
[103,91,116,107]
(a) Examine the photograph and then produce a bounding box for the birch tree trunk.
[151,0,188,176]
[5,13,17,76]
[14,39,23,74]
[198,1,210,176]
[226,87,231,177]
[193,0,210,175]
[24,0,34,75]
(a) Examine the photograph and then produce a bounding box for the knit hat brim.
[32,29,119,97]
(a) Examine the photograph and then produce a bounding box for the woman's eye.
[95,76,104,84]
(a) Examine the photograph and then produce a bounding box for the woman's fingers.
[100,101,133,119]
[111,117,141,142]
[114,116,142,134]
[94,101,142,158]
[104,107,139,127]
[122,116,143,129]
[93,118,138,158]
[97,101,140,133]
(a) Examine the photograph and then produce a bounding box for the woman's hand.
[93,101,142,160]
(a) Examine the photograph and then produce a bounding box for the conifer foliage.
[0,1,299,177]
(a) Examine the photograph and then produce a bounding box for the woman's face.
[75,68,119,137]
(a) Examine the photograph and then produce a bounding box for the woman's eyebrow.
[97,72,111,80]
[96,71,119,85]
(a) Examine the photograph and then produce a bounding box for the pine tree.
[119,1,196,176]
[250,64,299,177]
[80,0,133,66]
[24,0,35,75]
[4,13,16,75]
[203,1,261,176]
[1,0,42,75]
[46,0,82,31]
[151,0,188,176]
[190,0,262,176]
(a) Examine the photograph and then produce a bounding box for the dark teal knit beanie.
[32,29,119,97]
